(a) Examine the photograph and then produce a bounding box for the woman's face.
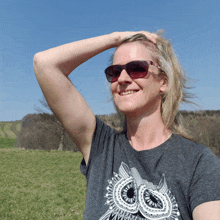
[111,41,167,118]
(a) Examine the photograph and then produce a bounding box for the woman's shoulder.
[95,115,126,137]
[92,116,124,145]
[171,133,207,149]
[95,116,115,133]
[170,133,219,162]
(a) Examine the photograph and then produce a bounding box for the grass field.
[0,138,17,149]
[0,138,86,220]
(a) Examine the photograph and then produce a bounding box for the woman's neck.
[126,110,172,151]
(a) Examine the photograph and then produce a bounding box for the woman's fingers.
[112,31,159,46]
[140,31,158,44]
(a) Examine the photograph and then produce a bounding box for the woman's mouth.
[119,90,138,96]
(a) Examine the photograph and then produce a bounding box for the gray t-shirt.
[81,117,220,220]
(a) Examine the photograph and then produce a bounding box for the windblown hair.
[111,32,195,137]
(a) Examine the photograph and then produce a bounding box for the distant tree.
[14,97,78,152]
[35,97,65,151]
[14,113,61,150]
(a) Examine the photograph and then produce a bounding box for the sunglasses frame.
[105,60,160,83]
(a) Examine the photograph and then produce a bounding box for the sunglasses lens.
[128,61,148,78]
[105,66,122,82]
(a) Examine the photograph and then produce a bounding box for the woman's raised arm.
[33,31,157,163]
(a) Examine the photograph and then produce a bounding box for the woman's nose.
[117,69,132,84]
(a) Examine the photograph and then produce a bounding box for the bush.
[178,111,220,158]
[62,131,79,152]
[14,114,78,152]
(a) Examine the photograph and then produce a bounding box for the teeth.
[120,90,137,96]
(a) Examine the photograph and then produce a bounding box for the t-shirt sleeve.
[189,147,220,212]
[80,116,113,176]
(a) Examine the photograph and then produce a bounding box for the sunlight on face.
[111,42,165,118]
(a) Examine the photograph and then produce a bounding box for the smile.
[119,90,138,96]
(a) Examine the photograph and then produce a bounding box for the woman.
[33,31,220,220]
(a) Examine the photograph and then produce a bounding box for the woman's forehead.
[113,41,158,64]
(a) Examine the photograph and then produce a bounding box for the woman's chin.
[117,105,141,117]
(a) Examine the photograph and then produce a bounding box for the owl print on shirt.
[100,162,180,220]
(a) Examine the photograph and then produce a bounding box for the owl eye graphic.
[100,162,180,220]
[143,189,163,208]
[121,182,136,204]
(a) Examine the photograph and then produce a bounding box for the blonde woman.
[34,31,220,220]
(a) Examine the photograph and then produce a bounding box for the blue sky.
[0,0,220,121]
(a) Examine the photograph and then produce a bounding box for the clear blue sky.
[0,0,220,121]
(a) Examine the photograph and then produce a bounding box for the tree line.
[14,110,220,158]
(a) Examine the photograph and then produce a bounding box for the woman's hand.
[111,31,158,46]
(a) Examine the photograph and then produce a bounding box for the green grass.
[0,140,86,220]
[0,138,17,149]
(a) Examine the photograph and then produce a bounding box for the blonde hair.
[111,32,195,137]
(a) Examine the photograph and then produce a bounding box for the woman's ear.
[160,75,168,93]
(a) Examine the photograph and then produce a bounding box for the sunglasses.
[105,60,159,83]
